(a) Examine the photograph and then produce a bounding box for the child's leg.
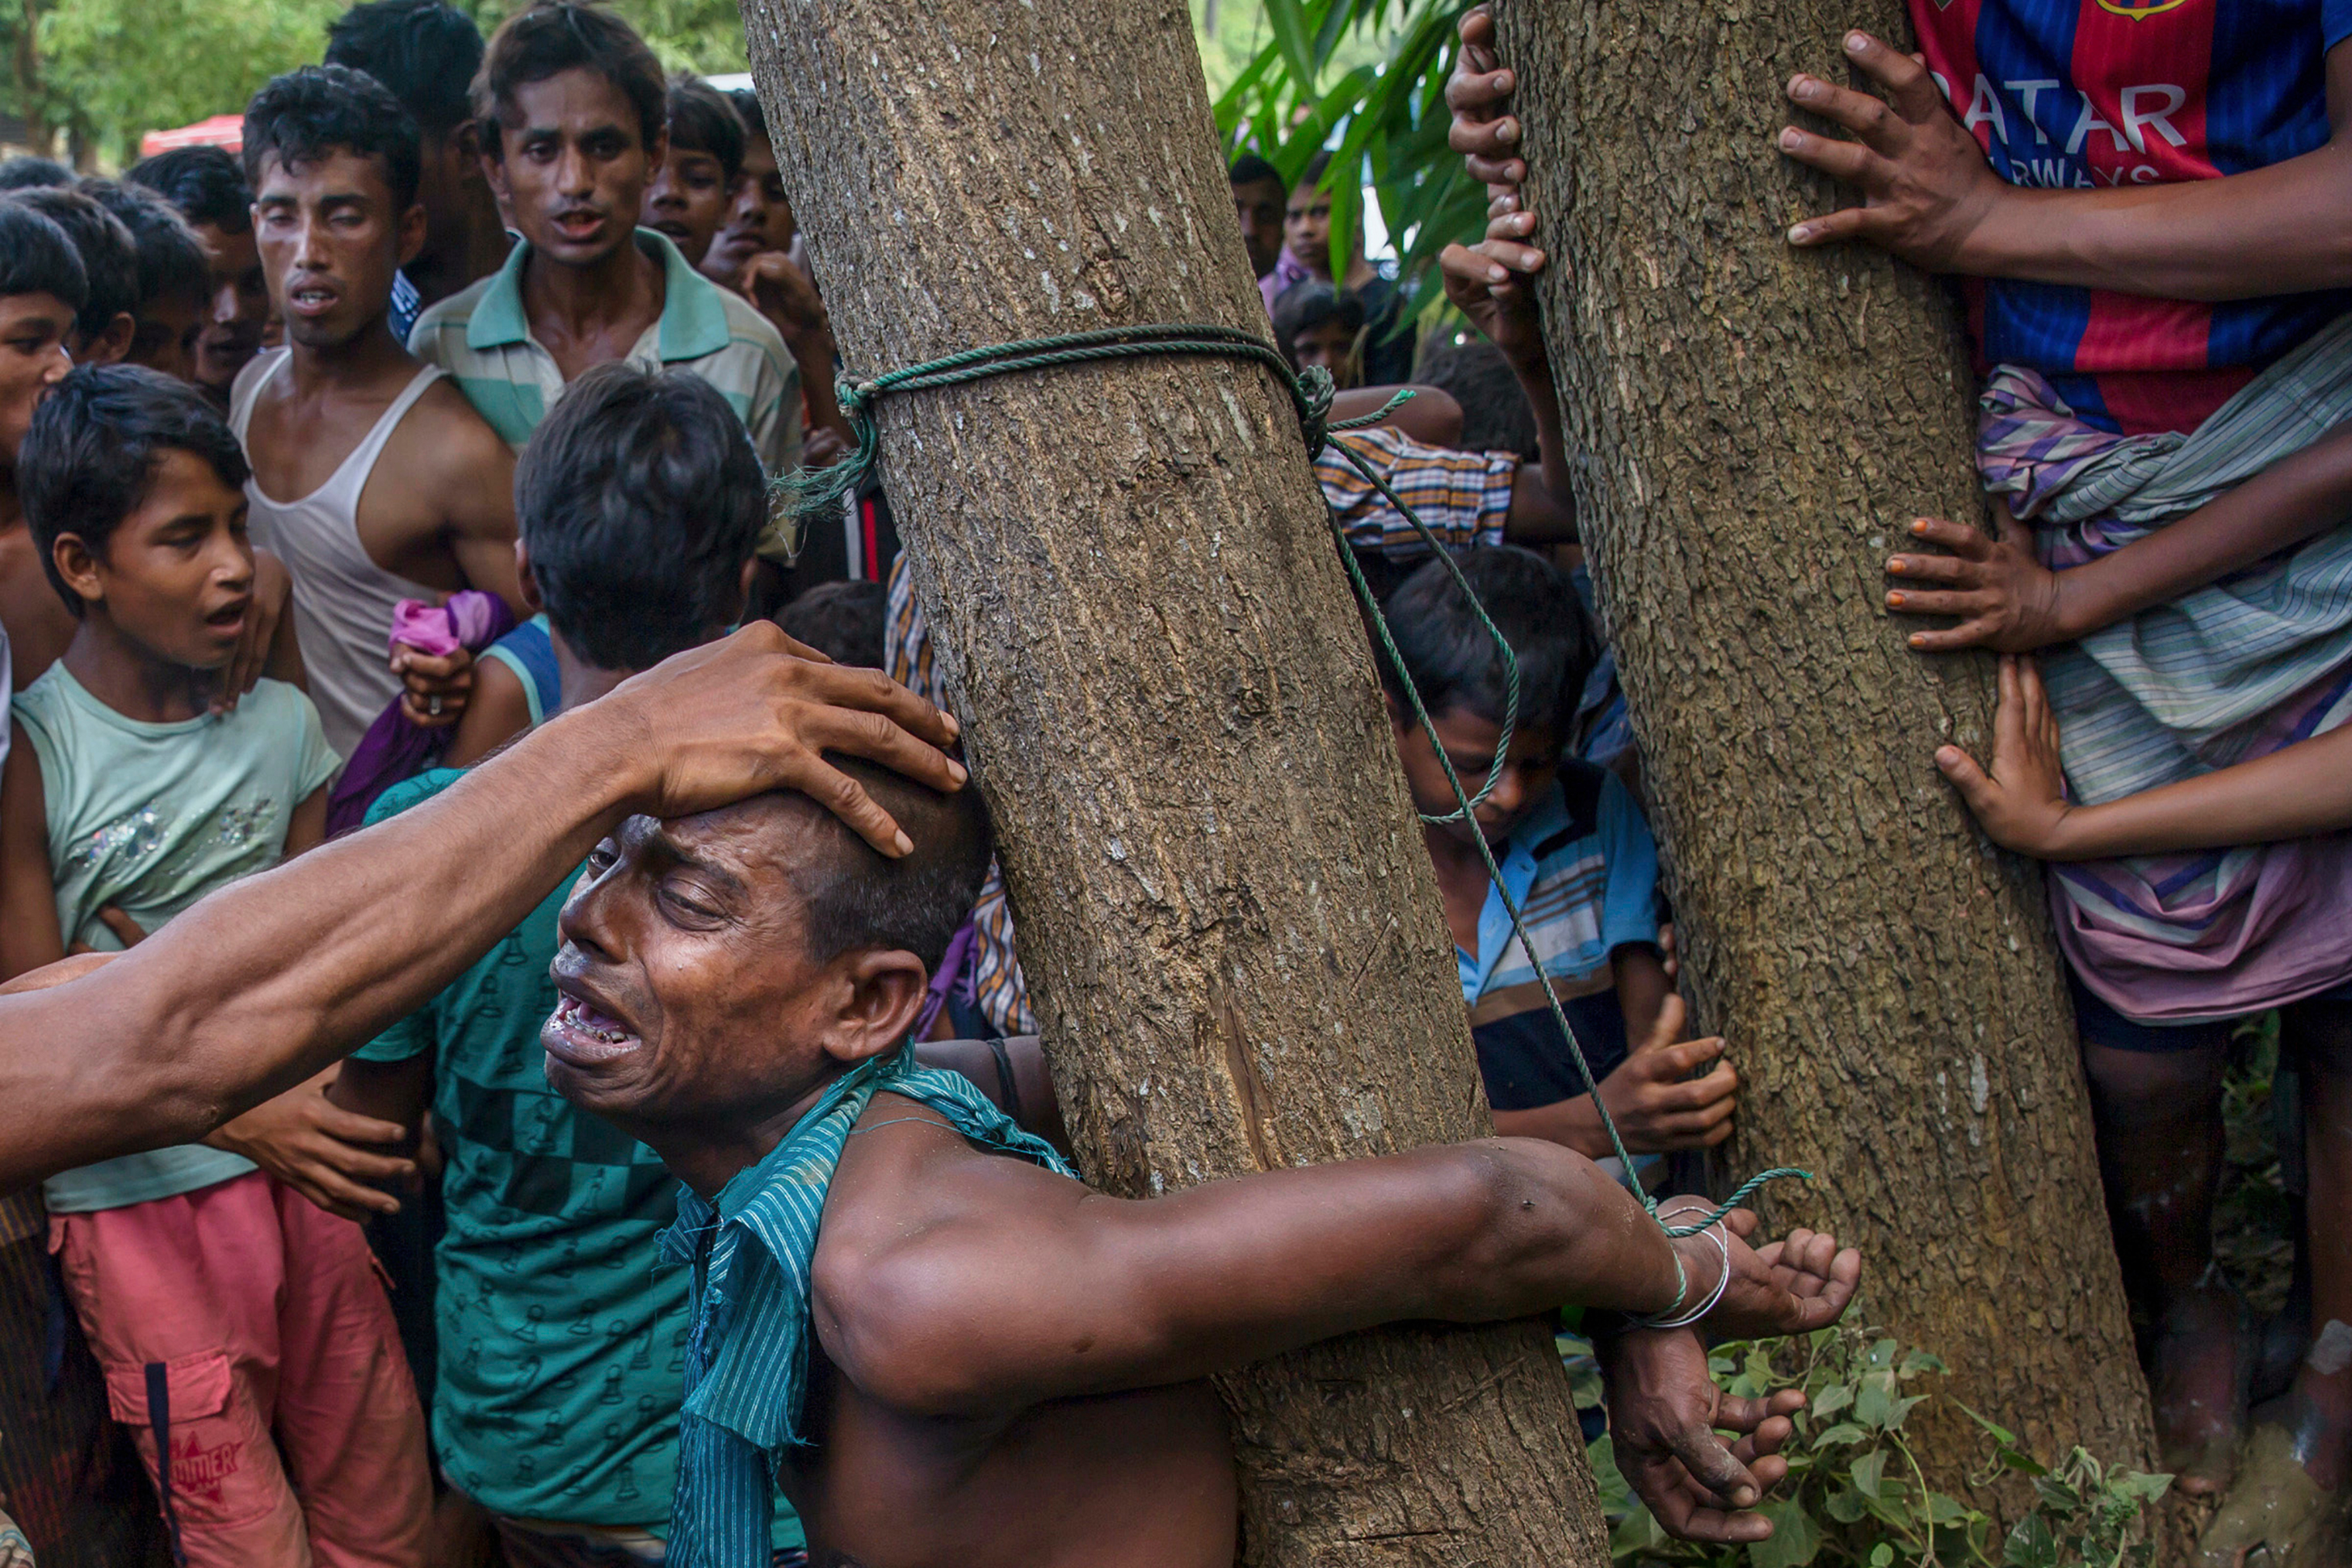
[2072,977,2241,1494]
[47,1173,313,1566]
[264,1179,429,1568]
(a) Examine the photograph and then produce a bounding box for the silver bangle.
[1630,1213,1731,1331]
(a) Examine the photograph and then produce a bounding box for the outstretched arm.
[0,626,965,1188]
[816,1111,1856,1421]
[1887,429,2352,652]
[1938,654,2352,857]
[1438,216,1575,544]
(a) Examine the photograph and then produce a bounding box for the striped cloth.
[1977,309,2352,1020]
[658,1046,1073,1567]
[410,228,805,562]
[1314,426,1518,559]
[883,554,1037,1036]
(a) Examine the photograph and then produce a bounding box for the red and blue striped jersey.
[1909,0,2352,434]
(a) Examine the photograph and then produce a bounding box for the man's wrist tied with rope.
[1626,1204,1733,1332]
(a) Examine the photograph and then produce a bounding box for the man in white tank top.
[231,67,527,759]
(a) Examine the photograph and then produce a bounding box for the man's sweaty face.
[491,68,659,270]
[254,149,415,350]
[543,804,836,1132]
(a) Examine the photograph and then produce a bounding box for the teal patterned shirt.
[661,1046,1076,1566]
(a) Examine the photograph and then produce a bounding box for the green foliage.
[1574,1327,2171,1568]
[11,0,754,166]
[1202,0,1483,322]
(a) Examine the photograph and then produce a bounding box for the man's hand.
[1595,995,1738,1153]
[598,622,966,856]
[393,645,475,728]
[210,548,292,717]
[203,1069,416,1222]
[803,425,850,468]
[1885,505,2069,652]
[740,251,835,363]
[1603,1327,1808,1542]
[1778,32,2007,270]
[66,906,147,955]
[1660,1204,1861,1340]
[1445,7,1524,191]
[1933,654,2078,856]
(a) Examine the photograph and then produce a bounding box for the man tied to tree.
[538,758,1861,1564]
[1448,0,2352,1553]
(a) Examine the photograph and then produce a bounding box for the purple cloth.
[911,918,979,1042]
[1974,363,2352,1023]
[1259,248,1310,315]
[324,592,514,839]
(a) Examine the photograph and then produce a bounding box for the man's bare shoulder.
[383,377,515,493]
[824,1090,1079,1240]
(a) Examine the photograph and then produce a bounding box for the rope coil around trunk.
[773,323,1809,1238]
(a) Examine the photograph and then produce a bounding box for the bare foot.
[2195,1421,2349,1566]
[2155,1282,2251,1497]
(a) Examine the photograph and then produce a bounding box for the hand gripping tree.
[1487,0,2153,1475]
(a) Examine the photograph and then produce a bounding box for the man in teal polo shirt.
[408,2,801,559]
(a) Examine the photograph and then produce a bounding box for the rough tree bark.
[744,2,1609,1563]
[1494,0,2153,1470]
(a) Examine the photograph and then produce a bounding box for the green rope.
[774,324,1810,1240]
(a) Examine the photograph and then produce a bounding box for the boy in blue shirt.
[1378,547,1738,1160]
[0,365,428,1563]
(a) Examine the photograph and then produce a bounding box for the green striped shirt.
[409,228,804,559]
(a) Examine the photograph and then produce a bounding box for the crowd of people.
[0,0,2332,1559]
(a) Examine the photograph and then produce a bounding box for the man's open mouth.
[545,989,643,1066]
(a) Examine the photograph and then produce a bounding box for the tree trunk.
[1494,0,2153,1473]
[742,2,1610,1563]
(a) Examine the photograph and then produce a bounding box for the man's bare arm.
[1888,429,2352,653]
[1779,36,2352,299]
[1330,384,1465,450]
[0,723,64,982]
[432,409,527,617]
[0,627,965,1187]
[1447,9,2352,302]
[817,1115,1855,1419]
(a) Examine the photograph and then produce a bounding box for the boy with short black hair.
[78,179,211,383]
[775,579,887,671]
[8,186,136,366]
[645,73,746,271]
[0,157,69,192]
[1379,546,1738,1162]
[124,146,271,403]
[0,200,83,691]
[323,364,813,1563]
[1269,279,1366,386]
[0,364,429,1563]
[0,197,172,1568]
